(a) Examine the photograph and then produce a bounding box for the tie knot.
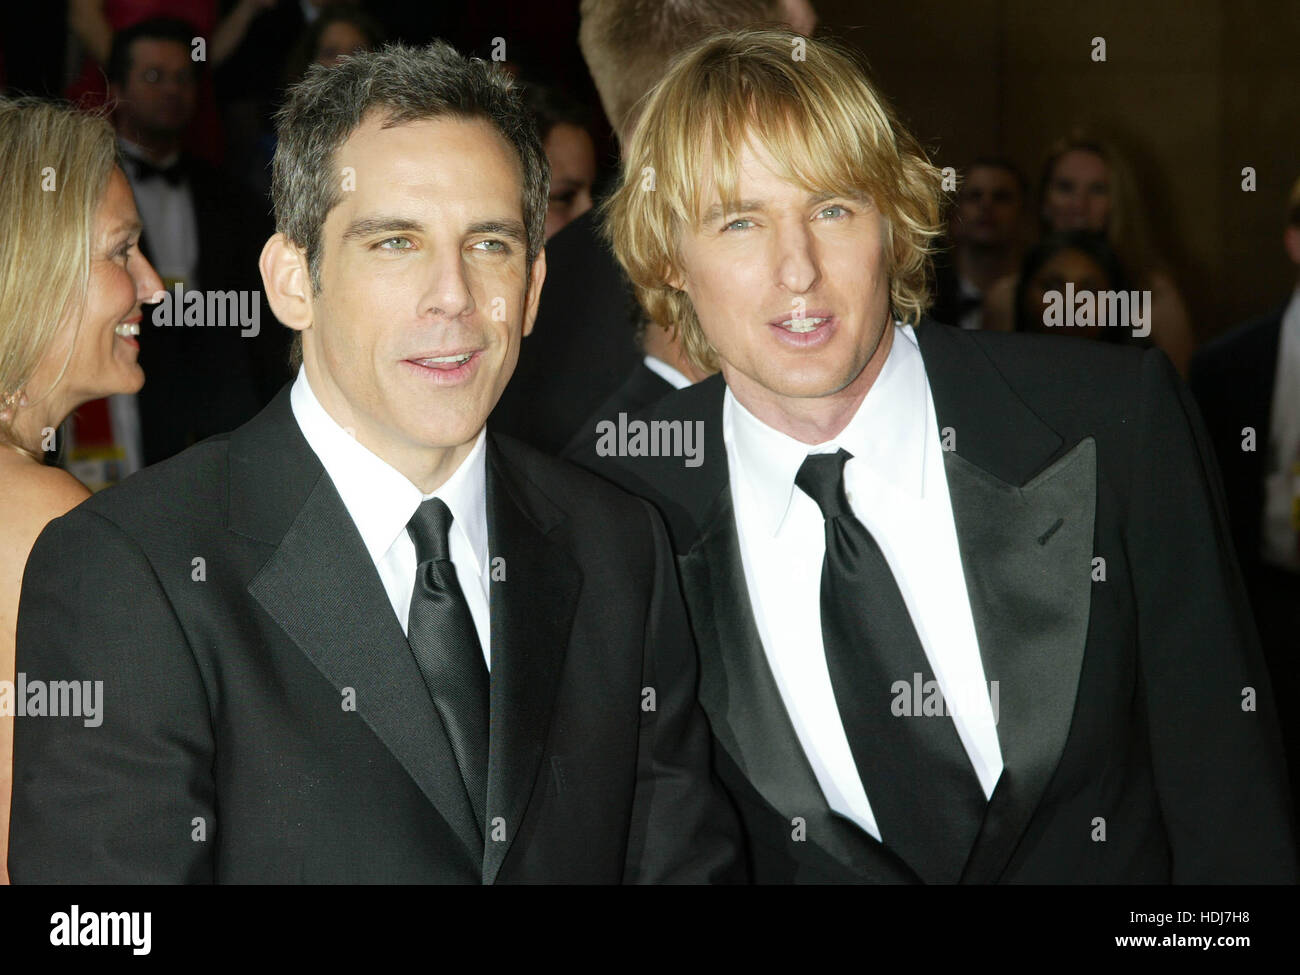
[795,449,854,520]
[407,497,454,563]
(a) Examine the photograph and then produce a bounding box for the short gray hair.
[272,41,549,294]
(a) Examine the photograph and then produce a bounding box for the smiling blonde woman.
[0,97,163,883]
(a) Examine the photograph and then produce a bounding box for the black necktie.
[796,449,987,882]
[406,498,489,839]
[130,155,186,187]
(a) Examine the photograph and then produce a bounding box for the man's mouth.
[403,349,483,384]
[410,352,475,369]
[774,316,829,333]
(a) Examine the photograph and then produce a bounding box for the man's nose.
[421,256,476,320]
[775,222,820,294]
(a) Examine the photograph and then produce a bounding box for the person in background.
[988,131,1196,372]
[0,97,164,884]
[931,158,1029,331]
[66,0,275,164]
[106,17,269,469]
[1190,175,1300,813]
[1012,230,1146,347]
[523,84,597,241]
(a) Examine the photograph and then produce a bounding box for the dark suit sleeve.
[1128,348,1297,881]
[621,499,746,883]
[9,508,216,883]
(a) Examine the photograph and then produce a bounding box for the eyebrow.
[466,219,527,244]
[340,215,528,245]
[107,219,143,239]
[341,216,426,241]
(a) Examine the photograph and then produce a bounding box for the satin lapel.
[481,439,582,885]
[685,488,914,880]
[945,441,1097,882]
[916,321,1096,882]
[246,472,485,865]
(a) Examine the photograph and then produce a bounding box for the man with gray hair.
[10,41,741,883]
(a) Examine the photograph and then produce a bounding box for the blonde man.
[578,28,1296,883]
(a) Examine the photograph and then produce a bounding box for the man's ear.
[521,248,548,338]
[260,233,314,333]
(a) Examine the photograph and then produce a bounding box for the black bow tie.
[130,155,186,187]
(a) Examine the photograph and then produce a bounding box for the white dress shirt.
[118,138,199,287]
[1262,286,1300,571]
[643,355,693,390]
[289,368,492,664]
[724,323,1003,840]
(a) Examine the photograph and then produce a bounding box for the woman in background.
[0,97,163,883]
[984,130,1196,374]
[1013,229,1149,348]
[1036,131,1196,372]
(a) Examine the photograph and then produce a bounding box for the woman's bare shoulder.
[0,459,91,553]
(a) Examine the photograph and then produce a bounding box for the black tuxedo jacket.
[489,210,642,454]
[1188,307,1284,579]
[1189,307,1300,809]
[10,386,742,883]
[563,362,676,457]
[133,154,280,466]
[572,319,1297,883]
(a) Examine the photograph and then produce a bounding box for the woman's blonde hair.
[604,27,944,373]
[0,97,118,447]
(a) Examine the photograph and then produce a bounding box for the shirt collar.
[289,367,489,570]
[725,323,930,536]
[643,355,693,390]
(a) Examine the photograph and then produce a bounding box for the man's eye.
[472,239,508,253]
[378,237,413,250]
[817,205,849,220]
[144,69,161,84]
[721,218,752,232]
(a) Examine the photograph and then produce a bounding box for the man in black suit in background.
[1190,175,1300,810]
[576,28,1295,883]
[10,42,740,883]
[108,18,273,465]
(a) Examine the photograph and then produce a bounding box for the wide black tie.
[796,449,987,882]
[406,498,489,839]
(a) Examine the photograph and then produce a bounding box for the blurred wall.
[819,0,1300,336]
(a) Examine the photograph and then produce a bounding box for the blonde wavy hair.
[0,97,118,450]
[604,27,944,373]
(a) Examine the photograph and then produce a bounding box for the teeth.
[779,317,825,332]
[417,353,473,365]
[115,322,140,337]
